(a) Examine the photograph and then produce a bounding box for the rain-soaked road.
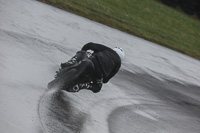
[1,0,200,133]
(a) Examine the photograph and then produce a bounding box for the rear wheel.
[48,68,77,90]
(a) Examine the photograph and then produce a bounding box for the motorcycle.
[47,52,94,92]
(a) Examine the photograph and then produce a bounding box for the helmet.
[113,47,125,60]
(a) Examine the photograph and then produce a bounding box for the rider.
[60,42,125,93]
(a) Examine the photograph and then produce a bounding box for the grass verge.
[38,0,200,60]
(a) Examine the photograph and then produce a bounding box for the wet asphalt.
[1,0,200,132]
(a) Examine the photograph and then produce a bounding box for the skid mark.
[38,90,86,133]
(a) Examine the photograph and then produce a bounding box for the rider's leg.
[55,51,87,78]
[62,58,95,92]
[79,56,103,93]
[61,51,88,69]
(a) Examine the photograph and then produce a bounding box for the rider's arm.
[81,42,111,53]
[103,65,121,83]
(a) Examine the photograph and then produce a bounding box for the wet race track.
[1,0,200,133]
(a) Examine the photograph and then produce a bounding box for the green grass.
[38,0,200,60]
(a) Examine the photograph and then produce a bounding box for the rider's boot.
[71,82,92,92]
[61,51,87,69]
[71,77,103,93]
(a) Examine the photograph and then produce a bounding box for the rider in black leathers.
[60,42,125,93]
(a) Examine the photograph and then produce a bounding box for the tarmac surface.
[1,0,200,133]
